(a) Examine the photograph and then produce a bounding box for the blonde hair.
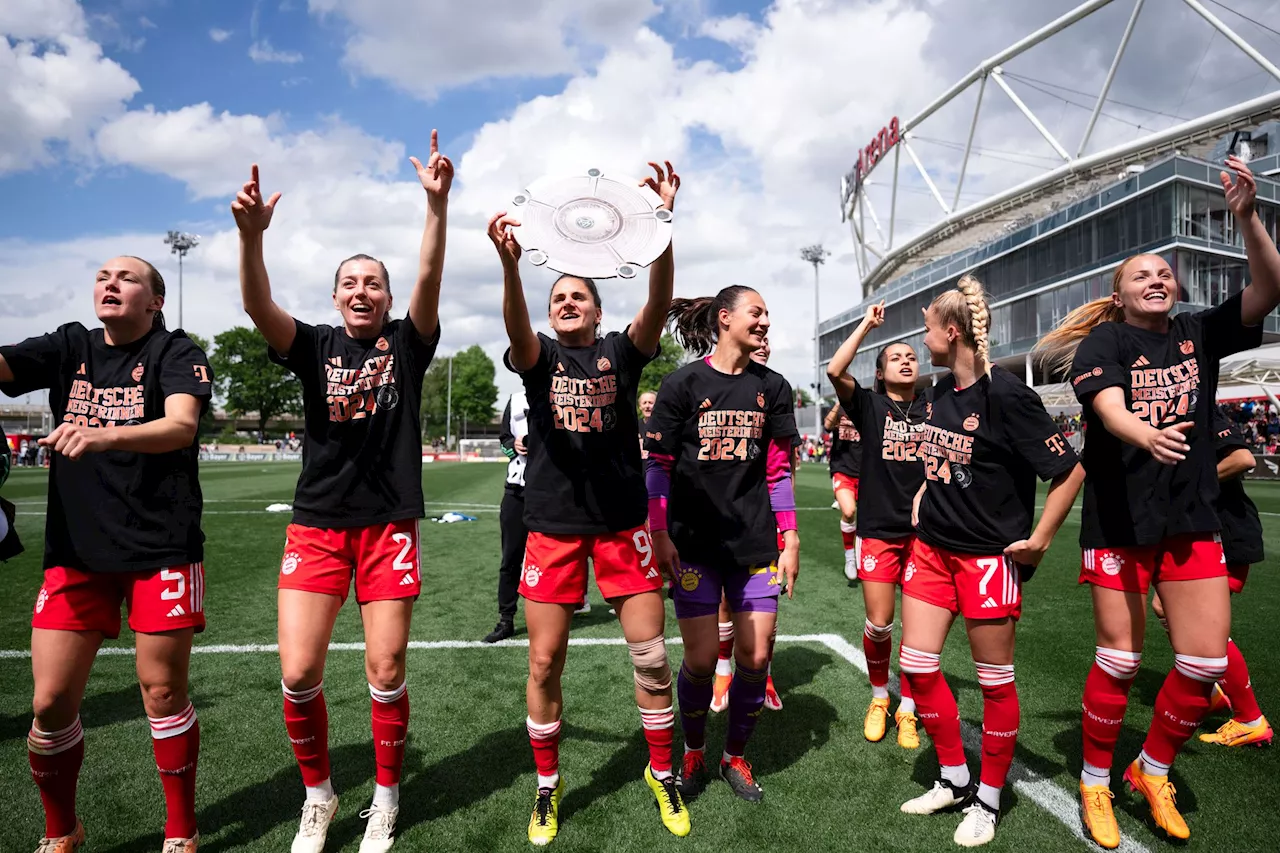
[930,274,991,367]
[1033,257,1147,378]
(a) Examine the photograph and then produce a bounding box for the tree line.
[189,329,688,442]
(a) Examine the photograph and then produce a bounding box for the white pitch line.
[0,630,1148,851]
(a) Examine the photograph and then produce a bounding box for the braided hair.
[930,274,990,370]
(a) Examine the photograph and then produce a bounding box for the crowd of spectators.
[1220,399,1280,453]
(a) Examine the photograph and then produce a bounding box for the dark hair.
[548,274,603,336]
[333,254,391,294]
[873,342,915,394]
[666,285,757,357]
[125,256,167,330]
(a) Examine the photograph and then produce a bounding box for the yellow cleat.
[1123,759,1189,840]
[527,777,564,846]
[864,697,890,742]
[1199,715,1274,748]
[1079,783,1119,850]
[1207,683,1232,717]
[35,821,85,853]
[711,672,732,713]
[895,710,920,749]
[645,764,691,837]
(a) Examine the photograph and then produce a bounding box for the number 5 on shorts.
[159,568,187,601]
[632,530,653,567]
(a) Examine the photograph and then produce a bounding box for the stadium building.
[820,0,1280,402]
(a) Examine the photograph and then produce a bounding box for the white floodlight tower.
[164,230,200,329]
[800,244,831,439]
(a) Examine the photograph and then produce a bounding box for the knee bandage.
[629,635,672,692]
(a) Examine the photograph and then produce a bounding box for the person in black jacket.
[486,391,530,643]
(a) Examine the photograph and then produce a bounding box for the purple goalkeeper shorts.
[671,560,780,620]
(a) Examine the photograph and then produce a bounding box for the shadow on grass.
[0,685,223,744]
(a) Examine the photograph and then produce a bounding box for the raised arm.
[824,406,841,431]
[407,129,453,341]
[826,301,885,400]
[232,164,296,354]
[1090,387,1195,465]
[1222,157,1280,326]
[629,162,680,356]
[489,213,540,372]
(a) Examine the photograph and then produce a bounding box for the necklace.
[886,394,924,424]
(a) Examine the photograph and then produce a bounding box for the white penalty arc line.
[0,631,1148,851]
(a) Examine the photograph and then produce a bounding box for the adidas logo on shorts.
[399,574,415,586]
[980,597,999,609]
[645,567,659,580]
[167,604,187,618]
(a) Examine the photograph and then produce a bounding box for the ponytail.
[666,285,756,357]
[1034,256,1142,379]
[930,274,991,373]
[152,309,167,330]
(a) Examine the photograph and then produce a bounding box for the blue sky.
[3,0,1278,411]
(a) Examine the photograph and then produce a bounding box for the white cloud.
[306,0,659,97]
[0,34,140,174]
[209,28,233,43]
[0,0,86,42]
[249,38,302,64]
[139,16,157,30]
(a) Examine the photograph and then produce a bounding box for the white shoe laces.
[960,803,996,837]
[161,838,193,853]
[299,801,333,837]
[360,806,397,841]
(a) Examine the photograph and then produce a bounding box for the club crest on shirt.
[679,567,702,591]
[597,356,611,372]
[963,413,980,432]
[862,554,876,573]
[131,363,145,382]
[376,337,390,352]
[281,551,301,576]
[647,430,662,442]
[757,392,766,408]
[524,564,542,587]
[1100,553,1123,576]
[1179,339,1195,356]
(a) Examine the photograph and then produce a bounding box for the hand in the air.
[487,212,522,266]
[231,164,282,234]
[642,161,680,211]
[1220,155,1257,220]
[410,129,454,199]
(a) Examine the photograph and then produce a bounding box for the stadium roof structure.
[841,0,1280,297]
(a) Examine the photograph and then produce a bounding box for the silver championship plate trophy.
[510,168,673,279]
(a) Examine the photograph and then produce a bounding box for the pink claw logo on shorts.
[35,587,48,614]
[862,554,877,573]
[281,551,301,576]
[1100,553,1123,576]
[524,564,542,587]
[903,561,916,583]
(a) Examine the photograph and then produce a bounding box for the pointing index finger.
[430,129,438,156]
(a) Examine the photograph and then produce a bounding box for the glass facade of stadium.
[819,150,1280,387]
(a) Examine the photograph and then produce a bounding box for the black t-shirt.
[1212,411,1264,565]
[916,366,1078,554]
[270,317,438,529]
[646,359,798,567]
[0,324,212,572]
[507,329,656,534]
[836,382,930,540]
[1070,293,1261,547]
[828,408,862,478]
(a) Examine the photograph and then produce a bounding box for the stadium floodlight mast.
[163,230,200,330]
[800,244,830,440]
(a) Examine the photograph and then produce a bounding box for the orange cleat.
[1123,759,1189,840]
[1079,783,1119,849]
[1199,715,1273,748]
[35,821,85,853]
[1207,683,1232,717]
[764,676,783,711]
[711,671,732,713]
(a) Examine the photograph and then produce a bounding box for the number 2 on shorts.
[391,532,416,571]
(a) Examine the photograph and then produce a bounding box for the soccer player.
[231,132,451,853]
[1150,410,1269,747]
[826,301,927,749]
[825,403,861,580]
[489,161,685,845]
[1034,156,1280,847]
[1,256,212,853]
[647,286,799,804]
[486,390,530,644]
[899,275,1083,848]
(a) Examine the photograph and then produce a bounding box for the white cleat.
[291,796,339,853]
[844,553,858,581]
[831,500,839,509]
[901,780,971,815]
[358,804,398,853]
[953,803,998,847]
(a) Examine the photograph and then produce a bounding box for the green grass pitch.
[0,461,1277,852]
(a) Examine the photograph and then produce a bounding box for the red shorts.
[905,539,1021,620]
[1229,563,1250,594]
[833,473,860,500]
[278,520,421,604]
[857,535,914,584]
[33,563,206,639]
[520,525,662,604]
[1079,533,1225,596]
